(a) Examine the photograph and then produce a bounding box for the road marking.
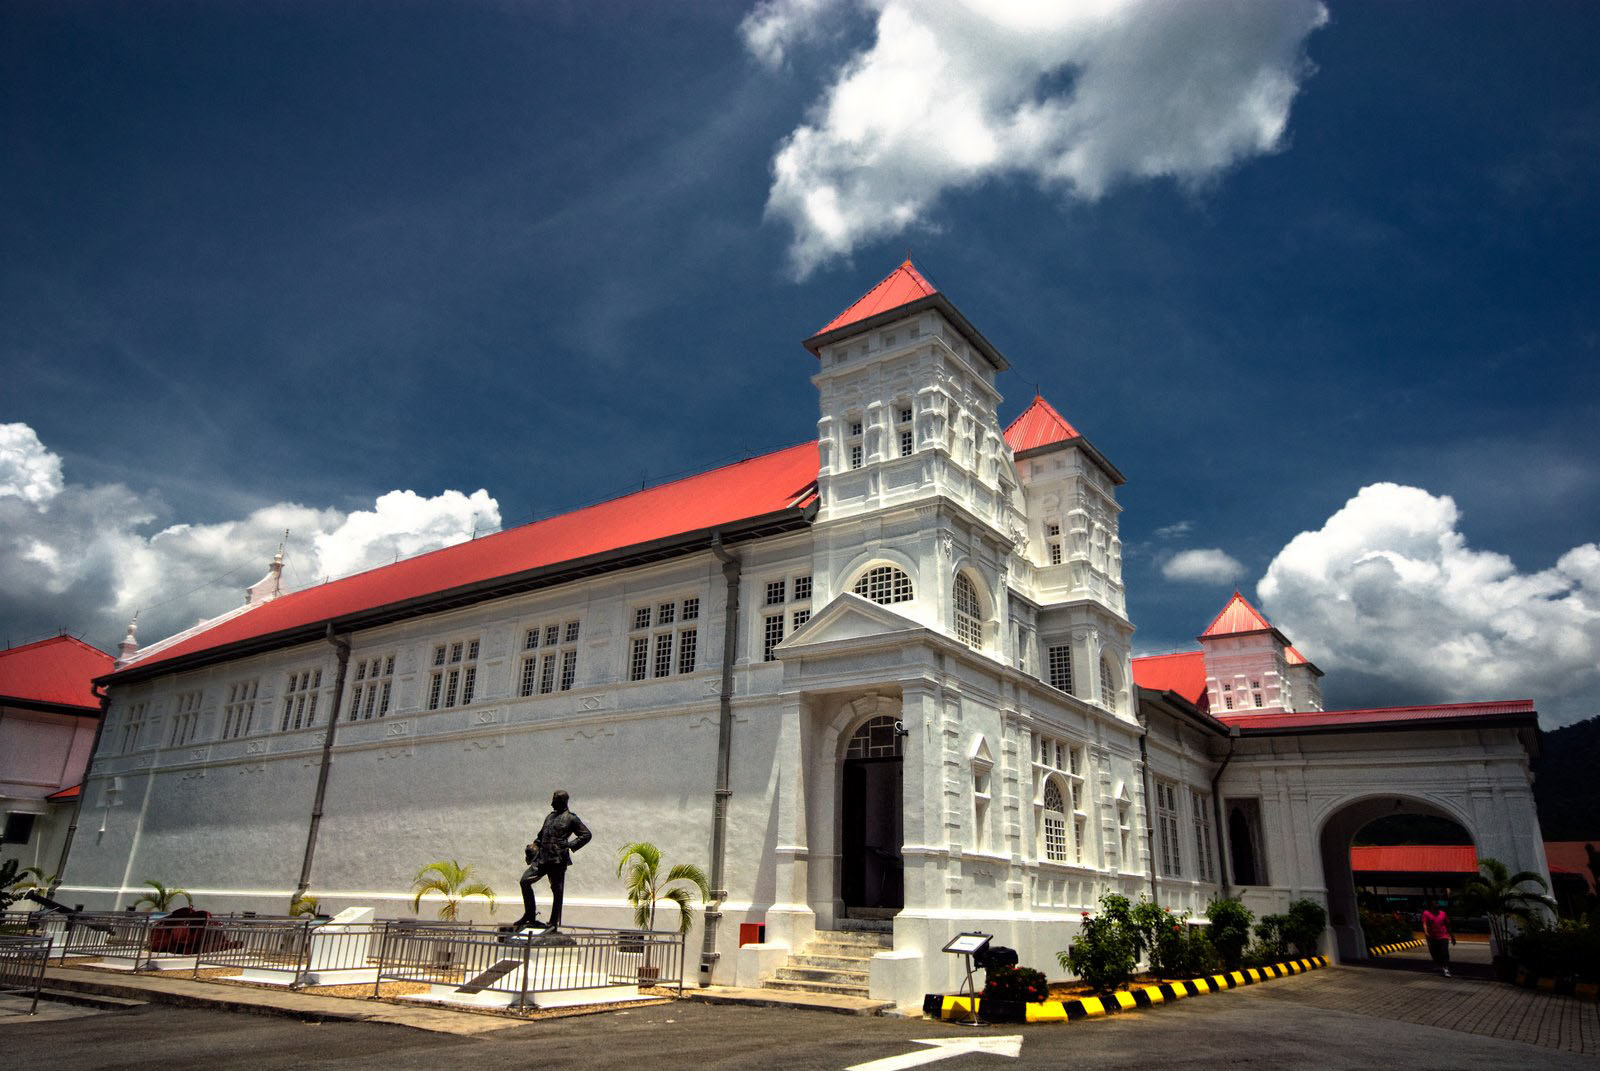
[846,1035,1023,1071]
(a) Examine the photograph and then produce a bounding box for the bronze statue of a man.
[512,789,591,930]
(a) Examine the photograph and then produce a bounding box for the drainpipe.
[52,681,113,893]
[700,532,741,983]
[1210,729,1239,894]
[294,624,351,906]
[1138,725,1159,905]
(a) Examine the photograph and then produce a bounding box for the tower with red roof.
[1196,591,1324,715]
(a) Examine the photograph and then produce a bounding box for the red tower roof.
[1004,395,1081,453]
[1199,591,1276,638]
[0,635,113,712]
[815,259,939,336]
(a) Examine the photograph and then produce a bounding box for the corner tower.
[1197,592,1324,714]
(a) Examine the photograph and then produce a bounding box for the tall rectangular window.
[222,680,258,739]
[1155,780,1182,878]
[348,654,394,720]
[1047,645,1073,693]
[168,690,203,747]
[763,614,785,662]
[629,599,699,681]
[520,620,581,696]
[899,429,914,457]
[281,669,323,731]
[1192,790,1215,882]
[428,638,480,711]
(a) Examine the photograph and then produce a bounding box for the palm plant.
[1461,857,1553,957]
[410,860,496,922]
[131,879,193,911]
[616,841,710,934]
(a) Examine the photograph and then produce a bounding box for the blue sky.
[3,2,1597,724]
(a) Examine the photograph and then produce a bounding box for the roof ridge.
[1,634,111,659]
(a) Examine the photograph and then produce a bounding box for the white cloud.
[1258,483,1600,727]
[1162,547,1244,584]
[752,0,1329,276]
[0,424,500,653]
[0,422,65,505]
[741,0,845,68]
[1153,520,1194,540]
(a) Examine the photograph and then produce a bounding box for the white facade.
[61,266,1547,1010]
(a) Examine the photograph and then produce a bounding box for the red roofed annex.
[57,259,1552,1009]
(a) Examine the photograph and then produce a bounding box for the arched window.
[853,565,913,605]
[845,715,903,759]
[953,573,982,649]
[1099,655,1117,710]
[1042,779,1068,863]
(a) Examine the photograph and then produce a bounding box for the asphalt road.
[4,966,1590,1071]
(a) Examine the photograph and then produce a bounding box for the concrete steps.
[763,927,892,1000]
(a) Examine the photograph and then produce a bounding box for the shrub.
[1060,893,1138,993]
[1254,914,1289,959]
[1285,899,1328,957]
[1359,908,1412,948]
[1176,926,1221,976]
[981,964,1049,1003]
[1129,898,1188,976]
[1205,897,1254,970]
[1512,916,1600,983]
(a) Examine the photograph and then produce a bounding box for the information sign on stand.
[941,931,992,1026]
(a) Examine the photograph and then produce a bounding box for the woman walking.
[1421,900,1456,977]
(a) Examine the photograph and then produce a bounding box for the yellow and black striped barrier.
[1513,968,1599,1002]
[1366,938,1424,957]
[924,956,1329,1023]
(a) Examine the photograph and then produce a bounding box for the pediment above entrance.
[777,591,923,654]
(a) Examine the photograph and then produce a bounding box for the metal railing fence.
[58,912,154,964]
[0,935,51,1014]
[373,924,686,1006]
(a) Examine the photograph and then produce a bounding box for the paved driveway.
[4,955,1594,1069]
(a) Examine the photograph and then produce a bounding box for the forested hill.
[1533,714,1600,841]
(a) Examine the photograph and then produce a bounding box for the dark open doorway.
[841,715,903,913]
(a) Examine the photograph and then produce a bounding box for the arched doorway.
[840,715,903,914]
[1318,795,1476,962]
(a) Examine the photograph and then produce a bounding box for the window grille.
[763,614,785,662]
[282,668,323,731]
[222,680,258,739]
[844,715,903,759]
[1099,656,1117,710]
[853,565,913,605]
[348,655,394,720]
[1048,645,1073,693]
[954,574,982,648]
[792,576,812,601]
[1043,780,1068,863]
[521,620,581,696]
[1156,780,1182,877]
[1192,790,1215,881]
[765,580,786,606]
[899,429,914,457]
[428,639,480,711]
[630,599,699,680]
[677,629,698,674]
[168,690,202,747]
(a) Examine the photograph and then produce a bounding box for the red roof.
[47,784,82,801]
[1200,592,1275,638]
[1544,843,1597,891]
[1131,651,1209,708]
[1220,699,1536,733]
[816,259,938,336]
[117,442,821,678]
[1350,845,1477,873]
[1004,395,1081,453]
[0,636,112,711]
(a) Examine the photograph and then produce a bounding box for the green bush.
[1512,916,1600,983]
[1060,893,1138,994]
[1249,899,1328,961]
[1176,926,1221,976]
[1285,899,1328,957]
[981,964,1049,1003]
[1360,908,1412,948]
[1205,897,1254,970]
[1128,898,1190,976]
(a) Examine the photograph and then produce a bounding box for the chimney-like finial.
[245,534,288,606]
[115,613,140,668]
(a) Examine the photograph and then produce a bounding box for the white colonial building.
[59,261,1548,1009]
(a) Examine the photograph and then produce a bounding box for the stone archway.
[1318,793,1477,961]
